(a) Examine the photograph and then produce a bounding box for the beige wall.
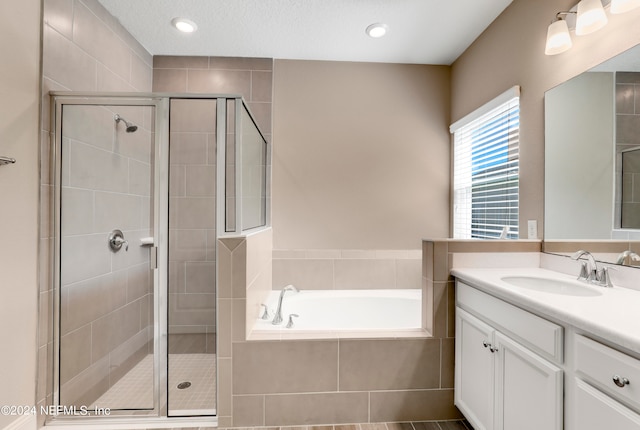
[272,60,450,250]
[451,0,640,238]
[0,0,41,428]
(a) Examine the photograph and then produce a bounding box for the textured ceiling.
[97,0,514,65]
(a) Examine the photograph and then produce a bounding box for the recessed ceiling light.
[171,17,198,33]
[366,23,388,38]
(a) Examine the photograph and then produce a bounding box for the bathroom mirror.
[544,43,640,265]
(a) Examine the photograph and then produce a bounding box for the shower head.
[114,114,138,133]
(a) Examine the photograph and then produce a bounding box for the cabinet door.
[494,332,563,430]
[455,308,495,430]
[574,379,640,430]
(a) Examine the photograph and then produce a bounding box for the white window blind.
[451,87,520,240]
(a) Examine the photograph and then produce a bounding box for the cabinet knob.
[612,375,630,388]
[482,341,498,353]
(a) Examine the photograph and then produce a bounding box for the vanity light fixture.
[575,0,608,35]
[366,23,388,38]
[610,0,640,13]
[545,12,575,55]
[545,0,640,55]
[171,17,198,33]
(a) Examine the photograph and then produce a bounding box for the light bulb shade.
[610,0,640,13]
[545,19,573,55]
[576,0,608,35]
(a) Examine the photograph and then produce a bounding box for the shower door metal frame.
[50,93,170,420]
[216,97,271,236]
[49,91,269,426]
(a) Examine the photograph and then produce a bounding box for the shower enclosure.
[50,93,268,421]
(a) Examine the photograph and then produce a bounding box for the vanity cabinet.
[455,282,563,430]
[572,335,640,429]
[456,309,495,430]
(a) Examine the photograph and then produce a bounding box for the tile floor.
[146,421,474,430]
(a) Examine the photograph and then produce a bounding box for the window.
[451,87,520,239]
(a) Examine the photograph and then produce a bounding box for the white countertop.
[451,267,640,356]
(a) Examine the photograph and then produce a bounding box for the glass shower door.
[57,102,158,411]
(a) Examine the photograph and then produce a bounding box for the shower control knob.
[108,229,129,252]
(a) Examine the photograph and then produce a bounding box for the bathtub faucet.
[272,285,300,325]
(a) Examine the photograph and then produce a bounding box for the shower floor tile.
[169,353,216,415]
[92,353,216,414]
[93,354,154,410]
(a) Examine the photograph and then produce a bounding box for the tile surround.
[272,249,422,291]
[153,55,273,141]
[168,98,217,341]
[423,239,543,340]
[40,0,154,421]
[225,240,460,427]
[57,101,155,407]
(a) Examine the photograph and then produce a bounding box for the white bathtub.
[250,289,424,339]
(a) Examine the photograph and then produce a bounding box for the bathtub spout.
[272,285,299,325]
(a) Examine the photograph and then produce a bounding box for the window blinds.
[452,88,520,240]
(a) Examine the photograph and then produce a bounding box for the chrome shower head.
[114,114,138,133]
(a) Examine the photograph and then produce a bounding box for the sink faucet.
[571,250,613,287]
[571,250,598,281]
[616,250,640,265]
[272,285,300,325]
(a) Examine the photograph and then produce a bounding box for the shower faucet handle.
[108,229,129,252]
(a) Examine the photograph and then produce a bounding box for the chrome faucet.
[272,285,300,325]
[571,250,613,287]
[616,250,640,265]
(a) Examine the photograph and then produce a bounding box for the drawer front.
[576,335,640,411]
[574,379,640,430]
[457,281,563,364]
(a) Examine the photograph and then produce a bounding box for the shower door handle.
[108,229,129,252]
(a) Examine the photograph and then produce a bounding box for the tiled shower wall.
[152,55,273,142]
[154,55,274,353]
[40,0,153,418]
[58,104,155,407]
[168,98,218,350]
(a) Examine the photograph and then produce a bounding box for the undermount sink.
[501,276,603,297]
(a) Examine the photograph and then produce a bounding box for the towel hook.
[0,156,16,166]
